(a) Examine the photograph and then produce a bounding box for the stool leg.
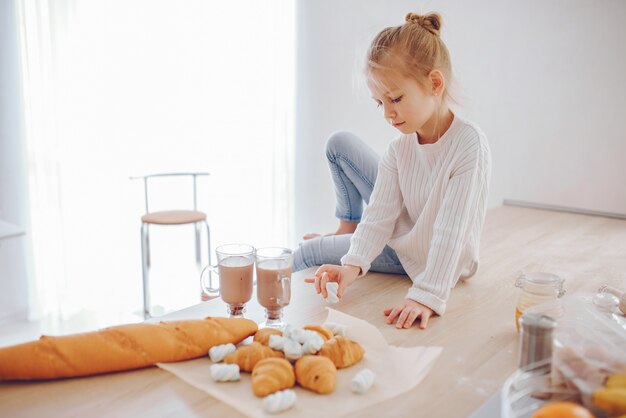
[146,224,151,269]
[141,223,151,319]
[200,220,213,301]
[204,220,212,268]
[194,222,201,271]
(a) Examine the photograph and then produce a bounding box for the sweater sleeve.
[405,139,490,315]
[340,143,404,274]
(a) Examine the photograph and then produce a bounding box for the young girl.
[293,12,492,330]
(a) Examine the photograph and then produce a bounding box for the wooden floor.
[326,205,626,417]
[1,204,625,348]
[0,205,625,418]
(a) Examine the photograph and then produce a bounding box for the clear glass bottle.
[515,272,565,331]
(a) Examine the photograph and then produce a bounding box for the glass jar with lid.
[515,272,565,331]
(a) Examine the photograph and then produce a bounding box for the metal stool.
[130,172,212,318]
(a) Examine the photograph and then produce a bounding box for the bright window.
[18,0,295,321]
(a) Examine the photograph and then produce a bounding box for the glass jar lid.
[516,272,566,297]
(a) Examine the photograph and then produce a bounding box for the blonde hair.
[366,12,452,101]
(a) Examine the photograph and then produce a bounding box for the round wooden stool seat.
[141,210,207,225]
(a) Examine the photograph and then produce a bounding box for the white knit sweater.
[341,115,492,315]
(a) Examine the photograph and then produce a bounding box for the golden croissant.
[251,357,295,397]
[318,336,364,368]
[295,355,336,394]
[253,328,283,346]
[224,342,284,372]
[303,324,333,341]
[0,317,257,380]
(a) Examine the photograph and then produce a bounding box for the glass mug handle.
[200,265,219,297]
[277,274,291,307]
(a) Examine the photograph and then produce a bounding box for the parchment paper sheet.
[158,308,442,418]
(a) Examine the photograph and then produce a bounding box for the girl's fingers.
[319,272,330,298]
[404,310,420,329]
[419,311,431,329]
[309,265,344,299]
[383,308,392,316]
[336,272,346,299]
[386,307,401,325]
[313,266,330,294]
[304,277,321,294]
[395,309,410,329]
[315,264,332,277]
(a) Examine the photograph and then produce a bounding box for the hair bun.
[404,12,442,36]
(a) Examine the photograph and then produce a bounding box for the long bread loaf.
[0,316,257,380]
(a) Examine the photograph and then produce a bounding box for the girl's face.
[367,69,438,136]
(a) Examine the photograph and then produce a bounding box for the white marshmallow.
[325,281,339,304]
[350,368,375,394]
[326,292,339,304]
[283,324,296,338]
[283,338,303,361]
[263,389,297,414]
[324,321,348,337]
[284,327,307,344]
[210,363,240,382]
[302,332,324,354]
[268,334,287,351]
[208,343,236,363]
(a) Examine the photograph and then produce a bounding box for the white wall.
[0,0,30,322]
[2,1,625,321]
[294,0,626,240]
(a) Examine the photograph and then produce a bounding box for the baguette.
[0,316,257,380]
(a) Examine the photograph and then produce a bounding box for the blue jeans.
[293,131,406,275]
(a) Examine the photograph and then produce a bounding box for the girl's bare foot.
[302,220,359,241]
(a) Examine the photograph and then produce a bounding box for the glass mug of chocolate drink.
[255,247,292,329]
[200,244,255,318]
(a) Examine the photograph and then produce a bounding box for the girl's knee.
[293,240,317,272]
[325,131,361,159]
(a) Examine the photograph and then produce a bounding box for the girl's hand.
[304,264,361,299]
[383,299,434,329]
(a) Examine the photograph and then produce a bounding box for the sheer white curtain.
[17,0,294,321]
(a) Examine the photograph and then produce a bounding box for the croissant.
[0,316,257,380]
[294,355,337,394]
[302,325,333,341]
[224,342,284,372]
[318,336,364,368]
[251,358,295,397]
[253,328,283,346]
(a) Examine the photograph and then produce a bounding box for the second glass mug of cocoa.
[255,247,292,329]
[200,244,255,318]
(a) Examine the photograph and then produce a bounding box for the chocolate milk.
[256,259,292,309]
[218,256,254,305]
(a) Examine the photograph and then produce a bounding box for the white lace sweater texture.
[341,116,492,315]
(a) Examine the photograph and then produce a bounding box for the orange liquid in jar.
[515,307,524,331]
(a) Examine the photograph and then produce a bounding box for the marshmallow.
[268,334,287,351]
[284,327,307,344]
[324,321,348,337]
[302,333,324,354]
[351,368,376,394]
[210,363,240,382]
[263,389,297,414]
[325,281,339,304]
[283,338,303,361]
[208,343,236,363]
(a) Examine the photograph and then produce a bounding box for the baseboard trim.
[503,199,626,220]
[0,309,28,327]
